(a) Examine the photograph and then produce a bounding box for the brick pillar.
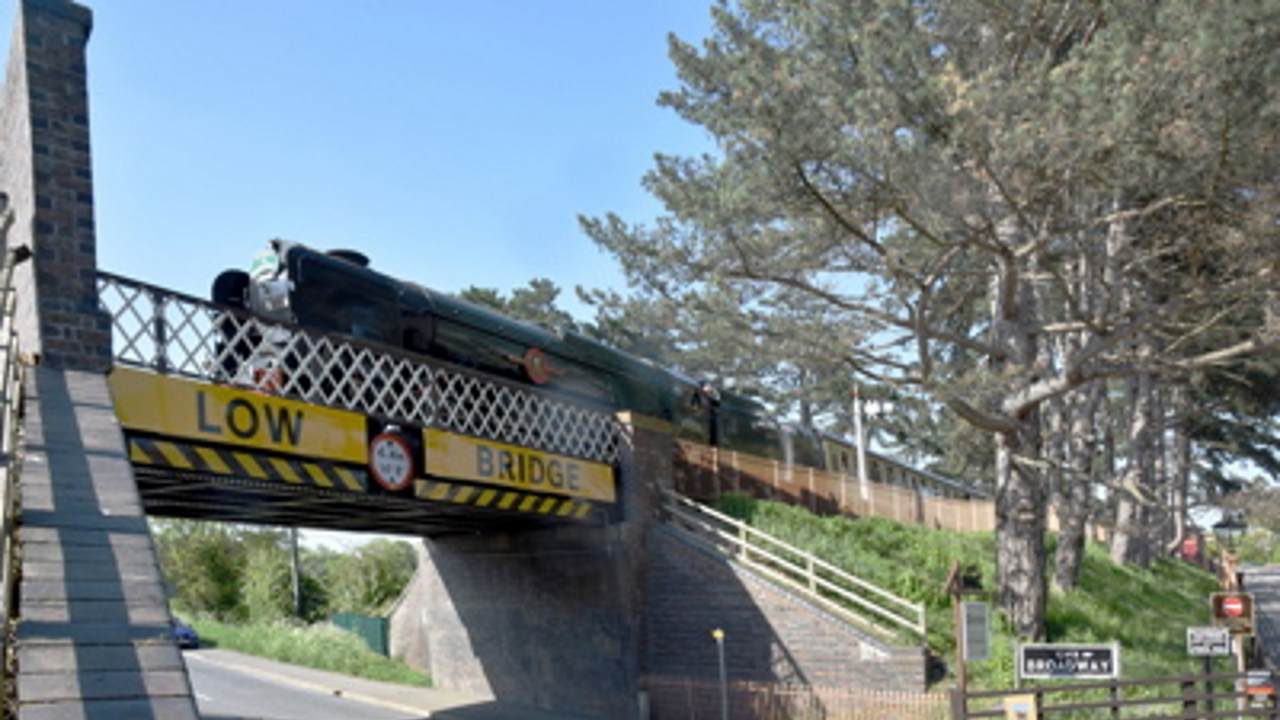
[0,0,110,372]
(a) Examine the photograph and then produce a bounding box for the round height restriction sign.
[370,432,414,492]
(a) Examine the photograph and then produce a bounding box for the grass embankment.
[189,617,431,687]
[714,494,1219,689]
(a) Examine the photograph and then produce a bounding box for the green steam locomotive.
[212,240,984,500]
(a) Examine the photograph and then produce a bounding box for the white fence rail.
[661,490,927,642]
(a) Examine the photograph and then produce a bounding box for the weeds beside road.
[189,617,431,687]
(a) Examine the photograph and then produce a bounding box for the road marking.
[184,651,432,717]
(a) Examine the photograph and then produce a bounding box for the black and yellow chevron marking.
[414,479,595,521]
[128,436,366,492]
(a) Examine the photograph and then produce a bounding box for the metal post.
[1239,634,1248,718]
[1109,683,1120,719]
[852,387,869,501]
[151,290,168,373]
[1206,656,1216,714]
[1014,642,1021,689]
[712,628,728,720]
[954,590,967,698]
[290,527,302,617]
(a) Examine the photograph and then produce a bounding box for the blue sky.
[6,0,715,316]
[3,1,718,547]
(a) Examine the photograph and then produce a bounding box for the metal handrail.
[0,248,27,666]
[660,490,927,641]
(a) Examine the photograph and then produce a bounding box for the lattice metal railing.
[97,272,622,464]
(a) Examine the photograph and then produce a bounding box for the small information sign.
[962,601,990,662]
[1018,643,1120,680]
[1186,626,1232,657]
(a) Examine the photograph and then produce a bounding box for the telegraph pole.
[290,526,302,617]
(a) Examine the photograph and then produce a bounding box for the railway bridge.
[0,2,931,718]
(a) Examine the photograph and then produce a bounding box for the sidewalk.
[185,648,590,720]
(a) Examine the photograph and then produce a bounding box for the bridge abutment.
[390,413,673,719]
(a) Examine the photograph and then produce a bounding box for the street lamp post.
[712,628,727,720]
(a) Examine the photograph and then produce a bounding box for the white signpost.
[1187,626,1232,657]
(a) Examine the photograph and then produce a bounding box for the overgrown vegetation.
[715,494,1220,689]
[189,617,430,686]
[152,519,416,622]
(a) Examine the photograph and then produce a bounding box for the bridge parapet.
[97,271,622,465]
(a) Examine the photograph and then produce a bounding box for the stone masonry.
[645,523,926,690]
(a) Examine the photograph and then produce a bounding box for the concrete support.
[0,0,111,371]
[390,413,673,719]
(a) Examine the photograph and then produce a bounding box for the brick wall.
[0,0,110,372]
[388,416,674,719]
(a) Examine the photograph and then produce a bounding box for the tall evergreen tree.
[583,0,1280,637]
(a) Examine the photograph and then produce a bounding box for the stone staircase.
[15,368,197,719]
[646,497,928,693]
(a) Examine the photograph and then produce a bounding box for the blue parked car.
[172,619,199,649]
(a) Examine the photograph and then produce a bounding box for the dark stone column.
[0,0,110,372]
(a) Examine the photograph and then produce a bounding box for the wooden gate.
[952,671,1280,719]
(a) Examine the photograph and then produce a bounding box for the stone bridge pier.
[391,414,673,719]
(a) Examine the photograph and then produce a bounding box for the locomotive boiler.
[211,240,986,501]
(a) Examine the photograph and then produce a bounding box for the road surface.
[185,650,425,720]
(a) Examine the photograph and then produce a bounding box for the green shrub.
[190,617,430,686]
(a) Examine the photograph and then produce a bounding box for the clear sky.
[2,0,717,548]
[5,0,714,313]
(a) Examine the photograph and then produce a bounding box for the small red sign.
[1181,536,1200,560]
[1223,596,1246,618]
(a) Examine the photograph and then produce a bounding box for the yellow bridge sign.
[109,367,366,463]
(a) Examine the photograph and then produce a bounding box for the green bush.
[190,617,430,686]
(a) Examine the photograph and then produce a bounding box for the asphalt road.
[185,650,427,720]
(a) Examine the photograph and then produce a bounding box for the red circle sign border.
[369,431,415,492]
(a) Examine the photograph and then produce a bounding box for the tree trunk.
[1111,353,1156,567]
[1054,383,1100,591]
[1165,386,1191,554]
[996,416,1047,639]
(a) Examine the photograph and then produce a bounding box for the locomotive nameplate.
[109,367,367,464]
[422,428,616,503]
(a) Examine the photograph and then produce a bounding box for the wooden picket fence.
[673,439,1110,542]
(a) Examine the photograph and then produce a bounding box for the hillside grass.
[188,617,431,687]
[713,494,1221,690]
